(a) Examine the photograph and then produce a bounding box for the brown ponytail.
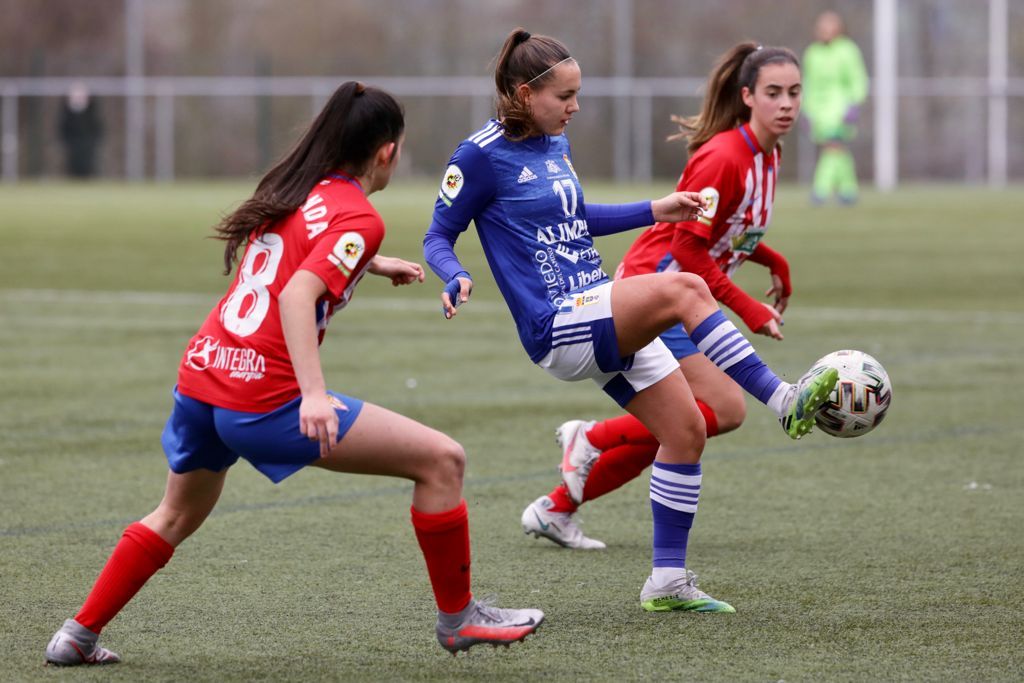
[670,42,799,154]
[213,81,404,274]
[493,27,572,140]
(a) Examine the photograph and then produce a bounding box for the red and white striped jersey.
[620,124,780,279]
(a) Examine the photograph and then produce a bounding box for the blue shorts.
[161,388,364,483]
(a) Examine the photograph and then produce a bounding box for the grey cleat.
[45,618,121,666]
[556,420,601,503]
[521,495,606,550]
[435,597,544,654]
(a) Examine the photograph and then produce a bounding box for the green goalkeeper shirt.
[802,35,868,142]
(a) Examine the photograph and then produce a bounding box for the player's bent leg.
[311,402,465,512]
[610,273,718,358]
[678,354,746,434]
[46,468,228,666]
[141,468,229,547]
[623,370,705,464]
[314,402,543,653]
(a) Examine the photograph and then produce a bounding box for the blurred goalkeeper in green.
[803,10,868,204]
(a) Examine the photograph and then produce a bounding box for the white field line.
[2,288,1024,325]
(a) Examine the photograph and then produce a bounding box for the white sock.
[651,566,686,585]
[767,382,795,417]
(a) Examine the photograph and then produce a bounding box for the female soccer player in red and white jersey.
[44,81,542,666]
[521,43,808,550]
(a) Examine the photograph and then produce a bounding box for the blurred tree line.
[0,0,1021,181]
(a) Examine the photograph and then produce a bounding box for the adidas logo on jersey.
[517,166,538,184]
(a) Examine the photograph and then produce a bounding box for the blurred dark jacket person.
[59,83,104,178]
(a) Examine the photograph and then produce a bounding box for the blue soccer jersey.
[425,120,616,362]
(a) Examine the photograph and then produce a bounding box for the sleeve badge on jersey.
[439,164,464,206]
[328,232,366,275]
[698,186,720,224]
[562,154,578,178]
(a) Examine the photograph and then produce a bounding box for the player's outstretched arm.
[368,255,425,287]
[651,191,707,223]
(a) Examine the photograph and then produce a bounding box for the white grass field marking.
[3,288,1024,325]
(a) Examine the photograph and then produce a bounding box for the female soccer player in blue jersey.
[425,28,838,613]
[524,43,808,551]
[44,82,542,666]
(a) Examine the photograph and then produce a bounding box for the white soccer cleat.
[556,420,601,504]
[45,619,121,666]
[521,495,606,550]
[640,569,735,613]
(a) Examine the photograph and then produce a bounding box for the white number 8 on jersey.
[220,233,284,337]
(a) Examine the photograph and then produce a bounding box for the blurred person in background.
[44,81,542,666]
[803,10,867,205]
[58,81,104,179]
[424,28,837,614]
[521,43,809,551]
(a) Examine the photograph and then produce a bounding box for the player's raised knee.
[430,436,466,485]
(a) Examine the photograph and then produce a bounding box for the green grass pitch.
[1,180,1022,682]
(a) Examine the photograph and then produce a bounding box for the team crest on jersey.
[545,159,561,174]
[562,154,577,178]
[699,186,720,219]
[517,166,538,183]
[328,232,365,275]
[439,165,464,206]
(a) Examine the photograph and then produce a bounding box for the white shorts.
[536,281,679,408]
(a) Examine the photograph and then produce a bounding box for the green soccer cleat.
[640,570,735,613]
[779,366,840,440]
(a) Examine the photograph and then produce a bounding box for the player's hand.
[765,273,790,315]
[299,393,339,458]
[369,255,425,286]
[756,303,784,340]
[441,276,473,319]
[651,191,707,223]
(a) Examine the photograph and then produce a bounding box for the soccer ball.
[811,350,892,438]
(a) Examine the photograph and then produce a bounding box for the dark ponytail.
[214,81,404,274]
[493,27,572,140]
[669,42,799,154]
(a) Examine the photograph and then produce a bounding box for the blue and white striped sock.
[689,310,786,407]
[650,461,702,569]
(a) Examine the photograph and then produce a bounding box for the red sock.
[546,484,578,513]
[581,443,659,502]
[585,414,657,450]
[411,500,472,614]
[74,522,174,634]
[696,400,719,437]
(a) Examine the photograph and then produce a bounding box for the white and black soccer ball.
[812,350,892,438]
